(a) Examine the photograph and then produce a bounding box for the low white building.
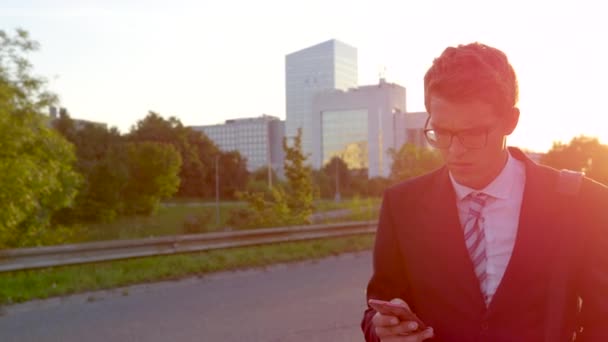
[311,79,428,177]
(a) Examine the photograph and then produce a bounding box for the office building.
[285,39,358,159]
[312,79,427,178]
[395,111,430,149]
[48,106,107,130]
[191,115,285,173]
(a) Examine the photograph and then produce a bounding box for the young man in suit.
[361,42,608,341]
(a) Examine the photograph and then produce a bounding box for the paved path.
[0,251,373,342]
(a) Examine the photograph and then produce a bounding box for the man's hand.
[371,298,434,341]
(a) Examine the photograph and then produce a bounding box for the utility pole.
[215,155,220,227]
[334,160,341,202]
[267,134,273,189]
[268,162,273,189]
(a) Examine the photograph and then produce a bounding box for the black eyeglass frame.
[422,116,499,149]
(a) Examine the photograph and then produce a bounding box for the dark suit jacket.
[361,147,608,341]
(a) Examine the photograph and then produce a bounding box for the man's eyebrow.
[429,123,488,132]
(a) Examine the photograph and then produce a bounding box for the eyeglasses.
[423,117,497,149]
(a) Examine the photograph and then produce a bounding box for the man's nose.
[448,136,467,155]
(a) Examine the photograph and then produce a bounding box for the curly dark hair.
[424,42,519,115]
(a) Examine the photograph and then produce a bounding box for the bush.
[225,207,258,230]
[182,212,213,234]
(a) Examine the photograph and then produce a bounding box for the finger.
[375,320,423,337]
[375,319,407,338]
[406,328,434,341]
[380,328,434,342]
[372,312,401,327]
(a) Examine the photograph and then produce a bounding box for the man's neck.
[468,150,510,190]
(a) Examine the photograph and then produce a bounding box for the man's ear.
[504,107,520,135]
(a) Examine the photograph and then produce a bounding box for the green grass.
[80,202,245,242]
[162,198,244,206]
[313,197,381,212]
[315,197,381,223]
[0,235,374,305]
[77,199,381,243]
[316,209,381,224]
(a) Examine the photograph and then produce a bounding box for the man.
[361,42,608,341]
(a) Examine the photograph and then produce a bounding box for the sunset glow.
[2,0,606,152]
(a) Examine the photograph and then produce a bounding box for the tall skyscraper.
[285,39,358,159]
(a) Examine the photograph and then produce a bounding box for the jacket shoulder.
[384,167,445,201]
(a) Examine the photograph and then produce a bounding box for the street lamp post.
[267,136,273,190]
[215,155,220,227]
[334,160,341,202]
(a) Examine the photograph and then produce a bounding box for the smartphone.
[368,299,427,330]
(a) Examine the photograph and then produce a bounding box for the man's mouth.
[448,162,474,170]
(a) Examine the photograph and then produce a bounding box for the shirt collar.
[450,151,517,201]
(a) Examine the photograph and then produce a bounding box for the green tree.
[128,112,240,199]
[311,168,331,199]
[541,135,608,185]
[52,111,128,222]
[237,128,313,228]
[0,29,81,248]
[129,112,208,198]
[365,176,392,197]
[245,166,282,200]
[54,111,184,220]
[322,156,351,199]
[122,142,182,215]
[389,143,443,182]
[282,128,314,223]
[218,151,249,199]
[186,128,220,198]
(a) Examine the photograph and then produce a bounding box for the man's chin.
[448,163,477,176]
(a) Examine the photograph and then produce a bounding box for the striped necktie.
[464,192,490,304]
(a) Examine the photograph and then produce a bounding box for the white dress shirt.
[449,151,526,303]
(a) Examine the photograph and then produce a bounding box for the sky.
[1,0,607,152]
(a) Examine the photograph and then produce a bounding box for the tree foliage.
[53,112,182,221]
[541,135,608,185]
[282,128,314,222]
[320,156,350,199]
[128,112,209,197]
[128,111,248,199]
[217,151,249,199]
[53,111,127,221]
[389,143,443,182]
[122,142,182,215]
[237,128,313,228]
[0,29,81,248]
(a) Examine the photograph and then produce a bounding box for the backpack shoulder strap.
[545,169,584,341]
[557,169,584,196]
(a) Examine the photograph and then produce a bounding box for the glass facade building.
[313,79,429,177]
[321,109,368,169]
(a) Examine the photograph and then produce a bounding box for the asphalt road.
[0,251,372,342]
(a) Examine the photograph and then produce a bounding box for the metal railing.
[0,221,377,273]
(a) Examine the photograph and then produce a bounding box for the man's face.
[427,96,518,189]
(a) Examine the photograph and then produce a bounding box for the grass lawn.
[313,197,381,212]
[77,198,381,243]
[0,235,374,306]
[80,202,244,242]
